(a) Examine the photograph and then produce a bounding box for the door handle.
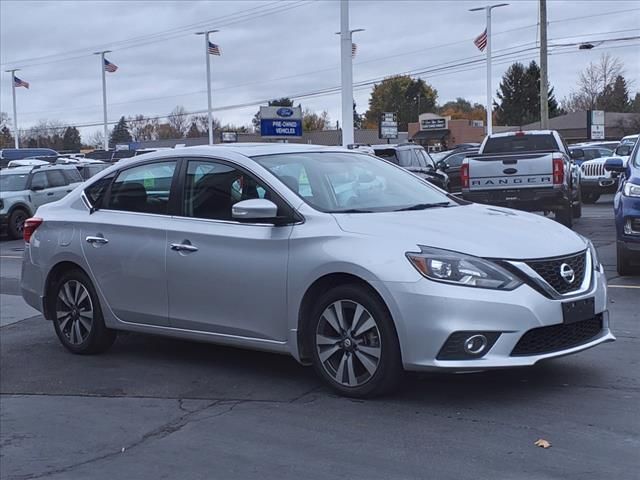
[170,243,198,252]
[86,236,109,245]
[47,192,55,196]
[66,190,73,193]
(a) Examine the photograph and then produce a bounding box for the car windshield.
[483,134,557,153]
[0,173,29,191]
[253,151,455,213]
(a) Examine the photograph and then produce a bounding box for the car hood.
[333,203,587,260]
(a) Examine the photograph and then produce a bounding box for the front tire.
[555,205,573,229]
[617,243,635,276]
[8,209,28,240]
[50,269,116,354]
[308,284,403,398]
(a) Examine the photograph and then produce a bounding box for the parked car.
[0,148,58,168]
[606,142,640,275]
[0,164,83,239]
[20,144,613,397]
[74,161,111,180]
[7,159,51,168]
[569,146,613,166]
[435,148,479,194]
[462,130,582,228]
[578,134,639,204]
[372,143,449,191]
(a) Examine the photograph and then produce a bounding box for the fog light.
[464,334,488,355]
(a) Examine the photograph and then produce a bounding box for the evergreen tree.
[0,126,14,148]
[597,75,631,112]
[632,93,640,114]
[495,61,559,126]
[186,122,201,138]
[62,126,82,151]
[109,116,132,146]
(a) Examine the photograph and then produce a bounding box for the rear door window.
[46,169,68,187]
[30,171,50,190]
[106,161,177,215]
[62,168,83,184]
[374,149,399,165]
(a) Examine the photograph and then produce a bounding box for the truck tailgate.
[466,152,554,191]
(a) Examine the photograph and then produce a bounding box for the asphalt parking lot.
[1,197,638,480]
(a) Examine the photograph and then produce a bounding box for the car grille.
[581,162,605,177]
[511,315,603,356]
[525,251,586,294]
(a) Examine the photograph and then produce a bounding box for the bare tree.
[568,53,626,111]
[193,114,221,135]
[87,130,105,148]
[167,106,190,138]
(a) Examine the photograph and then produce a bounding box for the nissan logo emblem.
[559,263,575,284]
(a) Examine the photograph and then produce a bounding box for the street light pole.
[94,50,111,151]
[196,29,219,145]
[470,3,509,136]
[6,69,20,148]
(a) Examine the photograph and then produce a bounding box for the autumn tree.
[439,98,486,121]
[302,109,330,131]
[364,76,437,130]
[128,114,158,141]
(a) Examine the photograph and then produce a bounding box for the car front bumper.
[581,177,618,194]
[615,193,640,251]
[461,187,570,211]
[376,264,613,372]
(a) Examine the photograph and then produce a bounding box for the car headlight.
[406,246,523,290]
[623,181,640,197]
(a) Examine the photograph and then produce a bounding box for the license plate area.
[562,297,595,324]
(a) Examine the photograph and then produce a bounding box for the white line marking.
[0,255,22,259]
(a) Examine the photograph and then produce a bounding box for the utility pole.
[539,0,549,129]
[94,50,111,151]
[470,3,508,136]
[6,69,20,148]
[196,29,219,145]
[338,1,363,147]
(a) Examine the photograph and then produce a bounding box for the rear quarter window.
[62,168,83,184]
[483,134,558,154]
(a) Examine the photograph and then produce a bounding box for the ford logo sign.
[277,108,294,117]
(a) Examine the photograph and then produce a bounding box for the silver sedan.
[20,144,614,397]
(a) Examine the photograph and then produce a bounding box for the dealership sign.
[588,110,605,140]
[379,112,398,139]
[420,118,447,130]
[260,106,302,138]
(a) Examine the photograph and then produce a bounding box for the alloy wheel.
[56,280,94,345]
[315,300,382,387]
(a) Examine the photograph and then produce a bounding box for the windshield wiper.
[394,202,453,212]
[333,208,375,213]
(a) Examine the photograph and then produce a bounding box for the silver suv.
[20,145,613,397]
[0,164,83,239]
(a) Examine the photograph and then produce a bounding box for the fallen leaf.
[534,438,551,449]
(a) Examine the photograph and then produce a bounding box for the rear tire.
[50,269,116,354]
[616,243,635,276]
[307,284,403,398]
[555,206,573,229]
[8,209,28,240]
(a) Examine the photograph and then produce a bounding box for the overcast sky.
[1,0,639,139]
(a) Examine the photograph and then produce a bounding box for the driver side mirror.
[570,149,584,160]
[232,198,279,223]
[439,163,448,171]
[604,158,625,173]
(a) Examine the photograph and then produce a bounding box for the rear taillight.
[23,217,43,243]
[461,163,470,189]
[552,156,564,185]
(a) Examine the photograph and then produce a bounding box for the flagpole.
[8,69,20,148]
[470,4,508,137]
[196,29,219,146]
[94,50,111,151]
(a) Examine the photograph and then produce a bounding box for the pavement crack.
[12,400,221,480]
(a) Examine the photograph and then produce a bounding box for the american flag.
[14,76,29,89]
[474,29,488,51]
[104,58,118,73]
[208,41,221,56]
[352,42,357,58]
